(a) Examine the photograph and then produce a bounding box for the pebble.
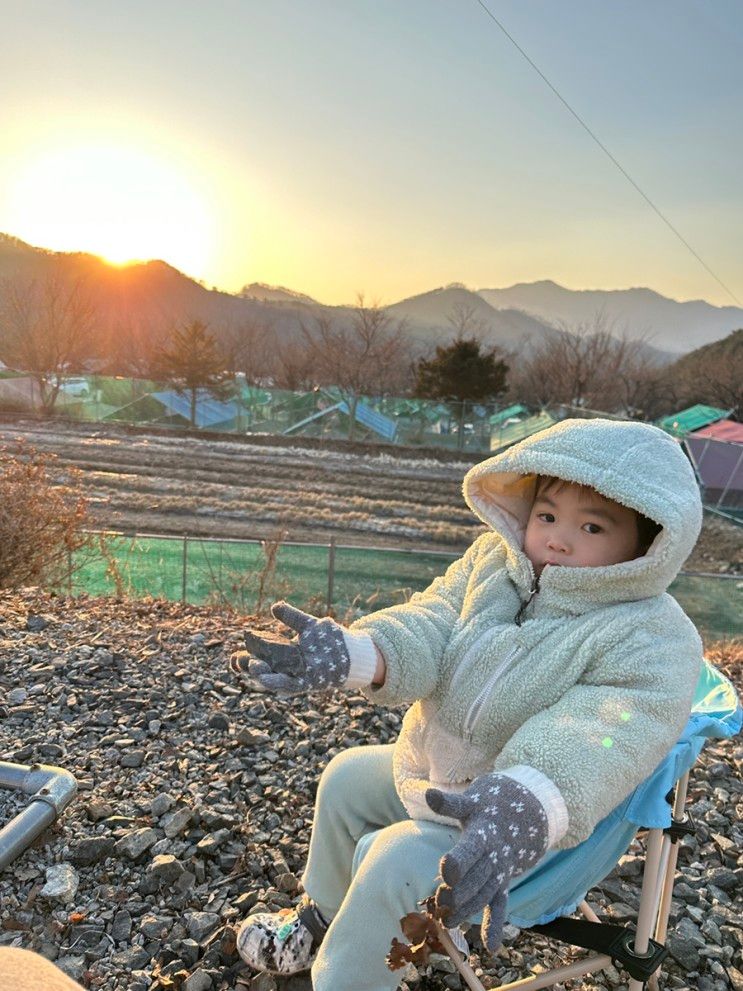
[115,826,160,859]
[40,863,79,904]
[162,806,192,838]
[185,911,220,942]
[151,792,175,817]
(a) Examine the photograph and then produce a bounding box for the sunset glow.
[3,141,216,276]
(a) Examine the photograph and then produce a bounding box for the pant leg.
[0,949,84,991]
[311,817,459,991]
[302,743,408,921]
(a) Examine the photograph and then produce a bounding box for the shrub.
[0,440,90,590]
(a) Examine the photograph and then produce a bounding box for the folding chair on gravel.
[420,659,741,991]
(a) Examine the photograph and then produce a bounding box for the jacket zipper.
[463,643,522,741]
[442,581,538,785]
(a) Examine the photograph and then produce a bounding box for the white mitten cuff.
[500,764,570,848]
[342,630,379,689]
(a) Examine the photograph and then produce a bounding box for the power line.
[474,0,741,307]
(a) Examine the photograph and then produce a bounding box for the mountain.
[239,282,318,305]
[0,234,325,359]
[1,234,738,365]
[387,284,557,353]
[478,280,743,354]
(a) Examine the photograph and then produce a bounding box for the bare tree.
[446,302,489,341]
[673,329,743,415]
[105,312,172,381]
[510,313,652,414]
[222,315,276,386]
[0,268,97,414]
[299,295,413,440]
[270,336,318,392]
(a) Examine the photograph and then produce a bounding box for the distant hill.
[239,282,318,305]
[387,284,558,354]
[0,235,326,363]
[478,280,743,354]
[1,234,737,367]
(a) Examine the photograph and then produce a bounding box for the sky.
[1,0,741,307]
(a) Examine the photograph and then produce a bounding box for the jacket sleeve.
[491,601,704,848]
[348,536,486,707]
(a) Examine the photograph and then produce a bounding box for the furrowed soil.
[0,416,740,572]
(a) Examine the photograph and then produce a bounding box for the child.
[230,417,704,991]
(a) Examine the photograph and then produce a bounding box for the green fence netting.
[67,533,741,639]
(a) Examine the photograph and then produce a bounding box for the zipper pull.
[515,582,539,626]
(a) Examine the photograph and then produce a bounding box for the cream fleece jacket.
[347,418,704,849]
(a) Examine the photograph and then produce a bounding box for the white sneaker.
[236,895,329,976]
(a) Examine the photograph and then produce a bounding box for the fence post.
[182,535,188,603]
[326,537,336,615]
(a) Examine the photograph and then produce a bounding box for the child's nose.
[547,533,569,553]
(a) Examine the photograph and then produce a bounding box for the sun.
[3,141,215,276]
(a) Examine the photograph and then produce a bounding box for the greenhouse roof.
[657,404,731,438]
[689,419,743,444]
[489,404,528,427]
[151,390,240,428]
[490,410,557,452]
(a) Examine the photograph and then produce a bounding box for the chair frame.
[439,770,693,991]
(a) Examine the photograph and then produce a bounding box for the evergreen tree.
[414,337,508,449]
[154,320,230,428]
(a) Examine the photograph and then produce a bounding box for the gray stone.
[195,829,231,855]
[7,687,28,706]
[250,974,278,991]
[179,938,200,966]
[26,614,50,631]
[185,911,220,942]
[236,727,271,746]
[150,792,175,817]
[111,946,151,969]
[163,807,192,838]
[70,836,115,866]
[115,826,160,859]
[86,798,114,821]
[121,748,146,767]
[54,955,86,981]
[706,867,739,891]
[183,971,212,991]
[111,909,133,943]
[275,872,299,894]
[139,913,171,940]
[40,863,79,904]
[207,712,230,731]
[148,853,186,884]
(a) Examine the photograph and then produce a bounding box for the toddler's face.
[524,480,642,579]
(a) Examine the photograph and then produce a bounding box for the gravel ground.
[0,590,740,991]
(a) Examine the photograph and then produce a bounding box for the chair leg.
[627,828,665,991]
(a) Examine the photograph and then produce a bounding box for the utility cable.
[474,0,741,307]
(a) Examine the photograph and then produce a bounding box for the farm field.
[0,416,481,551]
[1,415,741,565]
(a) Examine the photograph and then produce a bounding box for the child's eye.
[583,523,603,534]
[537,513,555,523]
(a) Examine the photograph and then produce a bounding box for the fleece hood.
[463,417,702,607]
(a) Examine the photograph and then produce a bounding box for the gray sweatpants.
[303,744,460,991]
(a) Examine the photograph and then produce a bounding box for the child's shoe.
[236,894,329,975]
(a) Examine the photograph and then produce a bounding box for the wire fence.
[65,530,742,640]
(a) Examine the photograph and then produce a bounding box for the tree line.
[0,268,740,439]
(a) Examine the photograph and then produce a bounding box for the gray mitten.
[229,601,351,695]
[425,773,549,951]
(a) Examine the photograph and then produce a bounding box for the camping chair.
[417,659,742,991]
